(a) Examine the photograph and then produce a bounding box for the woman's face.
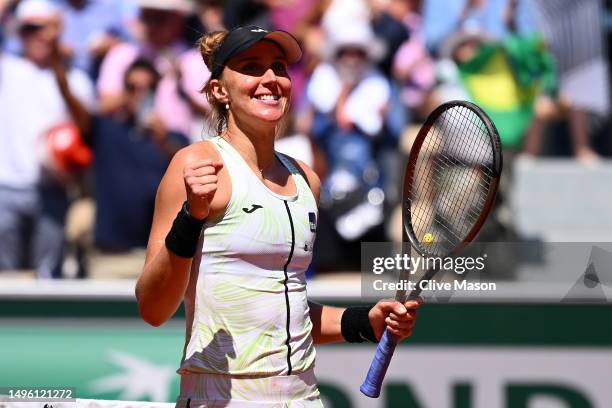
[221,40,292,126]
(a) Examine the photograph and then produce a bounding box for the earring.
[225,103,230,110]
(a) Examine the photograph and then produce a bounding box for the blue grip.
[360,329,399,398]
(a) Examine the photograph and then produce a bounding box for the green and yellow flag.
[458,35,557,148]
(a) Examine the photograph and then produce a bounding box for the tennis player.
[135,25,420,407]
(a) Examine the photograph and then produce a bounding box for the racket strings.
[428,155,492,199]
[413,108,492,248]
[420,129,489,242]
[409,105,496,256]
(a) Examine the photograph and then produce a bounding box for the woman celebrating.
[135,25,420,407]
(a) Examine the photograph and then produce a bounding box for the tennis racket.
[360,100,503,398]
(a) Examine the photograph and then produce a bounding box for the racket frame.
[403,100,503,259]
[360,100,503,398]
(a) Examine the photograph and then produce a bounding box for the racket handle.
[360,329,399,398]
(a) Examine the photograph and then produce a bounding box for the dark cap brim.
[262,31,302,65]
[210,26,303,79]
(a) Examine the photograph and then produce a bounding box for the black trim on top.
[282,200,296,375]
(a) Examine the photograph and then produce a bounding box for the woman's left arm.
[308,300,421,344]
[308,301,345,344]
[292,158,421,343]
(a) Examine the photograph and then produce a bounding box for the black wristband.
[341,306,378,343]
[164,201,206,258]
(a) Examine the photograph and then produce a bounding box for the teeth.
[256,95,279,101]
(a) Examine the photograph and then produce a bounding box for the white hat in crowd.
[439,27,495,60]
[15,0,60,25]
[323,22,386,62]
[137,0,195,13]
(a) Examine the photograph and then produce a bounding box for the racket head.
[403,100,502,258]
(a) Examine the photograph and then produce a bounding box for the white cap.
[439,27,495,60]
[137,0,194,13]
[323,22,386,61]
[15,0,59,25]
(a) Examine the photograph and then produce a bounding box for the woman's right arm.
[135,147,223,326]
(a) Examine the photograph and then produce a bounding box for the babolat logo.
[251,28,267,33]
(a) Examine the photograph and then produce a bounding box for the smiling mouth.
[254,94,280,101]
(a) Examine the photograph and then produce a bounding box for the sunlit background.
[1,0,611,406]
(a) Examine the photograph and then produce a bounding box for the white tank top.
[179,136,318,376]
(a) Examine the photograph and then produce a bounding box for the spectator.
[292,0,370,95]
[433,0,597,163]
[0,0,95,278]
[423,0,535,55]
[320,0,370,31]
[56,0,136,78]
[195,0,226,32]
[274,111,327,178]
[265,0,318,109]
[391,0,438,119]
[369,0,411,146]
[0,1,18,45]
[296,0,371,72]
[306,22,391,242]
[97,0,210,141]
[522,0,605,162]
[222,0,269,29]
[429,0,555,151]
[186,0,227,45]
[88,59,189,252]
[368,0,410,76]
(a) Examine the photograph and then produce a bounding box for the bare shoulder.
[156,139,229,218]
[144,139,228,266]
[172,139,221,167]
[155,140,219,208]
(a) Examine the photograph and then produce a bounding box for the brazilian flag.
[458,35,557,148]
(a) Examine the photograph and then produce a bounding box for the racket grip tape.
[360,329,399,398]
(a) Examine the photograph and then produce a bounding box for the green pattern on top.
[180,136,318,377]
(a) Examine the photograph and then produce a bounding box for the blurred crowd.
[0,0,610,278]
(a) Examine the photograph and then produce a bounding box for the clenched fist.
[183,160,223,220]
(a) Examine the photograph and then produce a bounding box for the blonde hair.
[198,31,229,135]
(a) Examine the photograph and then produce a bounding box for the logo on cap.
[250,28,267,33]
